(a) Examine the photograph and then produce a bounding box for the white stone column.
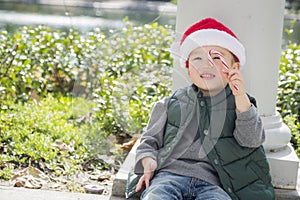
[172,0,299,189]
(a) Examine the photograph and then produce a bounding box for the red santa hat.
[171,18,246,67]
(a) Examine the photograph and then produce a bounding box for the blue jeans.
[141,172,231,200]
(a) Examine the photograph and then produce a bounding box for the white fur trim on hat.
[170,29,246,69]
[180,29,246,66]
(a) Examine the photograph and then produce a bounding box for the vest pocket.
[235,178,275,200]
[248,161,271,185]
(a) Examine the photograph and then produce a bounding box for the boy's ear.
[187,67,191,77]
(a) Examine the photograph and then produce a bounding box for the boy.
[126,18,275,200]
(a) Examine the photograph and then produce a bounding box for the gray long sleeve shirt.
[134,90,265,187]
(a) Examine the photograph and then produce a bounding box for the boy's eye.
[192,57,202,61]
[212,56,221,60]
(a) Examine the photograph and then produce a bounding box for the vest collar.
[191,84,233,107]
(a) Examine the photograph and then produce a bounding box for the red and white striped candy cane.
[208,49,239,91]
[208,50,230,70]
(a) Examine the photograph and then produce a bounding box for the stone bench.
[111,140,140,200]
[110,140,300,200]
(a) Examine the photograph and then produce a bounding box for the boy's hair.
[171,18,246,68]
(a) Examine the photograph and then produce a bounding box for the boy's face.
[188,45,239,96]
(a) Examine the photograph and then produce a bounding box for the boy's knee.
[141,185,182,200]
[142,192,164,200]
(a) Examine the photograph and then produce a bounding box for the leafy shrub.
[0,20,174,137]
[0,21,174,182]
[0,27,79,101]
[283,114,300,155]
[277,42,300,155]
[278,43,300,118]
[0,95,114,179]
[101,22,173,134]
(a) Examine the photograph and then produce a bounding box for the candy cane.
[208,50,239,91]
[208,50,230,70]
[207,52,215,67]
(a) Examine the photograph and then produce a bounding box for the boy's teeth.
[201,74,214,78]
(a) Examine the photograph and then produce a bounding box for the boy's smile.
[200,73,215,80]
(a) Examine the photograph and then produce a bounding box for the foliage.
[171,0,178,4]
[0,26,79,101]
[0,96,111,179]
[0,21,174,183]
[283,114,300,156]
[0,20,174,136]
[103,22,172,133]
[277,41,300,155]
[277,43,300,118]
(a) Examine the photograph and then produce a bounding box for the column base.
[267,144,300,189]
[261,113,291,151]
[261,113,299,189]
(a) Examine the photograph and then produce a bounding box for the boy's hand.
[223,69,251,112]
[224,68,246,96]
[135,157,157,192]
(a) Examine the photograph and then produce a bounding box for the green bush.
[91,21,173,135]
[0,21,174,183]
[0,20,174,136]
[278,43,300,118]
[283,114,300,155]
[0,27,79,101]
[277,42,300,155]
[0,96,89,177]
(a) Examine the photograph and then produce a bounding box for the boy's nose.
[192,61,212,71]
[202,58,214,68]
[207,54,215,67]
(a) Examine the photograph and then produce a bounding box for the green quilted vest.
[157,85,275,200]
[125,85,275,199]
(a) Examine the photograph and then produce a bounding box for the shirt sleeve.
[233,104,265,148]
[134,98,168,175]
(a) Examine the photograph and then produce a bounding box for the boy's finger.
[228,71,239,79]
[135,184,140,192]
[230,75,243,83]
[145,177,150,188]
[135,176,145,192]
